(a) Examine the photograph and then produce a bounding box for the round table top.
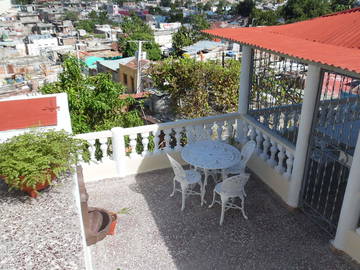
[181,140,241,170]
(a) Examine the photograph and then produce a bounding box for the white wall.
[0,93,72,143]
[0,0,11,14]
[26,38,59,56]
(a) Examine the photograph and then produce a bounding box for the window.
[123,74,128,85]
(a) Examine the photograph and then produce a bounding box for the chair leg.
[220,195,229,226]
[181,186,187,211]
[170,178,176,197]
[240,198,248,220]
[199,182,205,206]
[208,190,216,208]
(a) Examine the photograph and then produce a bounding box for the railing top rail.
[75,130,112,140]
[241,114,296,153]
[116,112,241,135]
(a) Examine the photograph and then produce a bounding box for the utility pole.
[127,40,148,94]
[136,40,142,94]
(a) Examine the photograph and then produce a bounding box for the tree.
[280,0,331,23]
[251,9,279,26]
[236,0,255,17]
[40,56,143,134]
[119,16,162,61]
[148,58,241,118]
[172,26,194,55]
[160,0,171,7]
[76,20,96,33]
[330,0,356,11]
[64,11,79,21]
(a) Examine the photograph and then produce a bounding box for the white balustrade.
[275,145,286,174]
[129,134,138,158]
[255,128,263,154]
[141,132,150,157]
[75,130,112,163]
[260,135,270,160]
[163,129,172,152]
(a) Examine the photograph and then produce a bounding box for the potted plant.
[0,129,90,198]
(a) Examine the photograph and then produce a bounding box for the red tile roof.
[0,97,57,131]
[203,8,360,74]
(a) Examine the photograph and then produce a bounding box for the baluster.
[275,145,285,174]
[260,134,270,161]
[153,130,161,154]
[129,134,138,158]
[255,128,263,154]
[216,121,223,140]
[239,120,249,143]
[141,132,150,157]
[174,127,182,151]
[273,112,280,130]
[99,138,109,161]
[267,139,277,167]
[88,139,96,161]
[227,119,234,143]
[164,129,172,152]
[249,125,256,142]
[283,150,294,180]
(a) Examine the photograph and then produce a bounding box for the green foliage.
[76,20,96,33]
[236,0,255,17]
[40,56,144,134]
[330,0,356,11]
[0,130,89,191]
[160,0,171,7]
[172,15,211,55]
[280,0,331,22]
[119,16,162,61]
[251,9,279,26]
[64,11,79,21]
[76,11,119,33]
[149,58,241,118]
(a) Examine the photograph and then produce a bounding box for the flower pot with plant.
[0,129,89,198]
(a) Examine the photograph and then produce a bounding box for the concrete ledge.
[342,230,360,263]
[247,153,289,203]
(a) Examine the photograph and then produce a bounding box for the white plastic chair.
[209,173,250,225]
[223,140,256,178]
[167,154,205,211]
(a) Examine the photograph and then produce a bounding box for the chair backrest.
[221,173,250,196]
[187,125,212,143]
[240,140,256,165]
[166,153,186,183]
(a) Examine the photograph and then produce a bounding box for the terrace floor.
[86,168,359,270]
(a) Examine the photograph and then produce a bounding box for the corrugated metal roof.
[182,40,225,54]
[0,97,57,131]
[203,8,360,74]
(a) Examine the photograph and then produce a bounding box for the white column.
[238,45,252,114]
[333,132,360,250]
[287,64,321,207]
[111,127,126,178]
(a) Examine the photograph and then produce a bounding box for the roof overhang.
[203,27,360,78]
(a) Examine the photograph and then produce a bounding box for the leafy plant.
[40,56,144,134]
[149,57,241,118]
[0,130,90,191]
[117,207,132,215]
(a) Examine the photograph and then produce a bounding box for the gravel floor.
[0,175,85,270]
[87,168,359,270]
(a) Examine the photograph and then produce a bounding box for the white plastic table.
[181,140,241,187]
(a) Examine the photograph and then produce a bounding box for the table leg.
[221,169,226,182]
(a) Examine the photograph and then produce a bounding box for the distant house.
[96,56,135,83]
[119,53,151,93]
[182,40,227,61]
[25,34,58,56]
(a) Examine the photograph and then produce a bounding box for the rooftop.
[182,40,226,54]
[204,8,360,74]
[97,56,135,72]
[87,168,357,270]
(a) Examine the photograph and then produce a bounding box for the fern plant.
[0,130,90,191]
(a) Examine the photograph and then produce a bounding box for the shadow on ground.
[86,168,359,270]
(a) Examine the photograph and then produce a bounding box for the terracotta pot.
[20,171,56,198]
[107,212,118,235]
